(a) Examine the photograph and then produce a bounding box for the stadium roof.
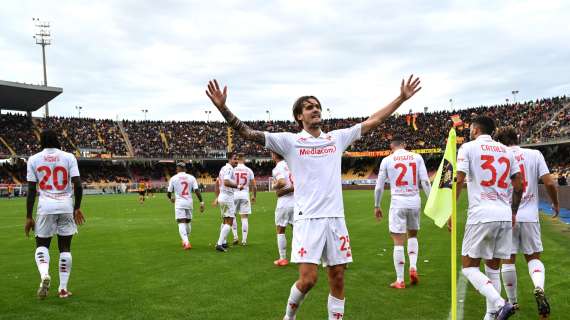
[0,80,63,112]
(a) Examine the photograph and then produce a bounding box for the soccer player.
[495,127,559,318]
[167,162,205,250]
[24,129,85,299]
[213,152,242,252]
[138,180,146,204]
[206,75,421,319]
[233,153,257,246]
[374,135,431,288]
[271,151,295,266]
[456,116,523,320]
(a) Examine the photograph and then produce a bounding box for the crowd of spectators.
[1,96,569,160]
[0,113,40,156]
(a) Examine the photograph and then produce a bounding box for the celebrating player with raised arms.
[456,116,523,320]
[271,151,295,266]
[206,75,421,319]
[25,129,85,299]
[495,127,559,318]
[374,135,431,288]
[167,162,204,250]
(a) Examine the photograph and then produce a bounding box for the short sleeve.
[457,144,470,175]
[192,177,199,190]
[265,132,294,157]
[275,167,286,181]
[26,158,37,182]
[333,124,362,151]
[535,151,550,178]
[222,168,233,181]
[249,168,255,180]
[69,156,80,178]
[167,178,174,192]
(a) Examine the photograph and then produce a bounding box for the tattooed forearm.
[219,105,265,145]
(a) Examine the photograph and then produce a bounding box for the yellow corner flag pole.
[424,126,457,319]
[451,155,457,320]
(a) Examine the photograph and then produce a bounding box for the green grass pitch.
[1,191,568,319]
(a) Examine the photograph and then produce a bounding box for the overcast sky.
[1,0,569,122]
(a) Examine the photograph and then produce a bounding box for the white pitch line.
[448,273,468,320]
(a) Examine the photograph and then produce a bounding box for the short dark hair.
[494,126,519,146]
[40,129,61,149]
[391,135,405,146]
[472,115,496,135]
[237,153,245,161]
[227,151,237,160]
[292,96,321,129]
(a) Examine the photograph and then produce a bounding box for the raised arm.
[206,79,265,145]
[361,75,421,135]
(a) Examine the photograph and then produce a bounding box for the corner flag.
[424,127,456,227]
[424,126,458,320]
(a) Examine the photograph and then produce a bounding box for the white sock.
[393,246,405,282]
[58,252,72,291]
[217,224,231,246]
[178,223,189,244]
[528,259,545,289]
[220,223,227,245]
[501,263,518,304]
[485,265,502,314]
[241,218,248,243]
[232,219,239,239]
[35,247,50,278]
[407,237,419,271]
[186,222,191,238]
[277,234,287,260]
[462,267,504,309]
[327,294,345,320]
[285,283,306,319]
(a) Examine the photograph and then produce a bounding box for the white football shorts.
[275,206,294,227]
[291,217,353,266]
[35,213,77,238]
[511,222,543,255]
[389,207,420,234]
[175,208,192,220]
[462,222,512,260]
[234,198,251,215]
[219,200,236,219]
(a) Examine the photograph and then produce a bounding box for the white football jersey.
[167,172,199,209]
[272,160,294,208]
[233,163,255,200]
[508,146,550,222]
[265,124,361,221]
[218,163,235,203]
[377,149,429,209]
[26,148,80,215]
[457,135,520,224]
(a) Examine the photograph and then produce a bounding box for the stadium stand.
[1,95,569,192]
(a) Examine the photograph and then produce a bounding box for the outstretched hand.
[400,75,421,101]
[205,79,227,109]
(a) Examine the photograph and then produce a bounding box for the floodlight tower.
[33,18,52,117]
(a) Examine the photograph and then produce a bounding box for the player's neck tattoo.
[219,105,265,145]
